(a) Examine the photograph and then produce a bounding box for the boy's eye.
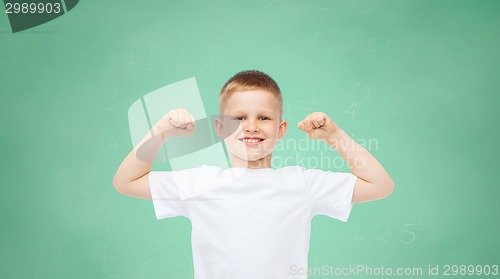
[232,116,270,121]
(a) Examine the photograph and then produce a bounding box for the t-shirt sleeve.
[149,170,190,220]
[304,168,358,222]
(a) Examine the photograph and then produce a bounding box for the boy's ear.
[215,115,240,139]
[214,117,224,139]
[278,119,288,139]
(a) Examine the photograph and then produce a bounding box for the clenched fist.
[154,108,196,137]
[297,112,339,140]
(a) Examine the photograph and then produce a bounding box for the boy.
[113,70,394,279]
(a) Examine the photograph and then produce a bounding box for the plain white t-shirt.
[149,165,357,279]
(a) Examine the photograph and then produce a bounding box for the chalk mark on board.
[345,0,374,15]
[373,221,391,243]
[308,32,322,48]
[399,224,420,244]
[87,246,120,278]
[385,39,395,53]
[344,82,370,122]
[295,68,328,112]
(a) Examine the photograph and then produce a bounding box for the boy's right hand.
[153,108,196,138]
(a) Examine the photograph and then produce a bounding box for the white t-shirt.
[149,165,357,279]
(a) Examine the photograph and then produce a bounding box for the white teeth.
[243,138,261,143]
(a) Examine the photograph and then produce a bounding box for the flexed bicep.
[352,177,394,203]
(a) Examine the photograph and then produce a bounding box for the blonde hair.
[219,70,283,118]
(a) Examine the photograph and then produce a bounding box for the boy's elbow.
[112,175,126,194]
[382,178,395,198]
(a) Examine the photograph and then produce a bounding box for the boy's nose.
[243,121,259,132]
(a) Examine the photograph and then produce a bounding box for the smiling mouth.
[239,137,264,145]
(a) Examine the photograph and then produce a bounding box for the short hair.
[219,70,283,118]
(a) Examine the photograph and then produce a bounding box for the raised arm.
[298,112,394,203]
[112,109,196,200]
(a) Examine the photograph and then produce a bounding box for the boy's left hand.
[297,112,339,140]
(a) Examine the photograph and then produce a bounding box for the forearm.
[325,128,393,186]
[113,127,169,187]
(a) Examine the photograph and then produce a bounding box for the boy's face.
[216,89,287,167]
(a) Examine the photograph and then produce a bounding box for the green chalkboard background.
[1,0,499,278]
